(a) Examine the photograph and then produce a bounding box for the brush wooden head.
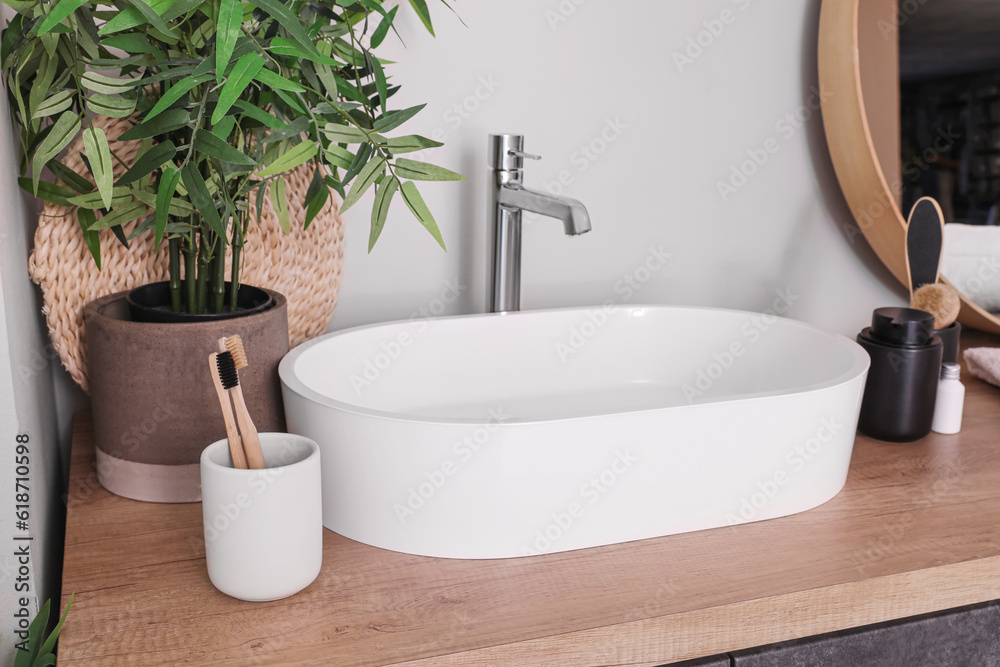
[911,283,961,330]
[223,335,248,370]
[215,351,239,389]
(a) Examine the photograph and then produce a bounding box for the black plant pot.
[126,281,274,323]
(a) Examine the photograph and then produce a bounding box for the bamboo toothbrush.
[209,352,248,469]
[218,335,266,469]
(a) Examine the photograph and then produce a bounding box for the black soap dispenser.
[856,307,943,442]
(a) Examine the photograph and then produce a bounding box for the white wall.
[329,0,906,335]
[0,100,63,663]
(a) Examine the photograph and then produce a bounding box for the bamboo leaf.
[119,65,195,89]
[322,123,369,144]
[37,0,85,33]
[74,10,100,57]
[260,117,310,144]
[32,89,74,119]
[370,4,397,48]
[48,159,93,193]
[27,51,57,127]
[68,208,101,270]
[9,68,28,129]
[259,141,317,177]
[342,141,372,184]
[271,176,289,233]
[253,67,305,92]
[14,597,49,667]
[268,37,338,66]
[155,167,182,250]
[400,180,446,250]
[340,155,384,213]
[216,0,242,82]
[331,38,366,66]
[370,54,387,114]
[115,141,176,185]
[86,93,137,119]
[98,0,174,33]
[193,130,256,166]
[101,33,160,55]
[324,145,354,169]
[303,169,328,229]
[87,200,149,230]
[230,100,285,129]
[109,223,130,248]
[211,115,235,140]
[373,104,425,133]
[17,178,75,206]
[132,188,194,216]
[161,0,202,22]
[118,108,191,140]
[81,71,136,95]
[313,42,340,96]
[32,111,81,194]
[386,134,443,154]
[77,210,102,268]
[82,127,115,209]
[67,188,133,209]
[392,157,464,182]
[407,0,434,36]
[369,176,397,251]
[181,162,227,238]
[123,0,178,38]
[145,73,213,121]
[35,593,73,661]
[272,88,307,115]
[212,52,264,124]
[252,0,322,58]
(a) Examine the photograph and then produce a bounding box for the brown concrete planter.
[84,287,289,503]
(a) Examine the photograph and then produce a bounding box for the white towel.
[963,347,1000,388]
[941,223,1000,312]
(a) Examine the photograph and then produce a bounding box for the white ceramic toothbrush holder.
[200,433,323,602]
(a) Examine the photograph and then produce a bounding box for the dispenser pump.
[868,307,936,347]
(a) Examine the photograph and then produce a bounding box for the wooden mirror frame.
[818,0,1000,334]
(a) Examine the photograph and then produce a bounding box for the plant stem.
[168,236,182,312]
[212,233,226,313]
[183,233,196,314]
[196,228,210,314]
[229,211,244,313]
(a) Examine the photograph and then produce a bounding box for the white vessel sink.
[279,306,869,559]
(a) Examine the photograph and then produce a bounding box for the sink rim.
[279,304,871,426]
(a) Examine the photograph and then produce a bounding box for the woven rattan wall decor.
[28,115,345,394]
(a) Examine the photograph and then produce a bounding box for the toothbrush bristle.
[224,335,248,370]
[216,351,239,390]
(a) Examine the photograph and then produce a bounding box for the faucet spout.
[487,133,592,313]
[497,183,592,236]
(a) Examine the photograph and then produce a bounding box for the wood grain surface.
[59,330,1000,666]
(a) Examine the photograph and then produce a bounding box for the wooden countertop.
[59,330,1000,666]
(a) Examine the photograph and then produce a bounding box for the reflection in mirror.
[898,0,1000,313]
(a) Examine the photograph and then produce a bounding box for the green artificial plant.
[1,0,462,314]
[13,594,73,667]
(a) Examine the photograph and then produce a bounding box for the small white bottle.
[931,362,965,434]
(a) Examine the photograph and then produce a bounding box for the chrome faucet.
[488,134,592,313]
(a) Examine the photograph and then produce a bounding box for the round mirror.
[819,0,1000,334]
